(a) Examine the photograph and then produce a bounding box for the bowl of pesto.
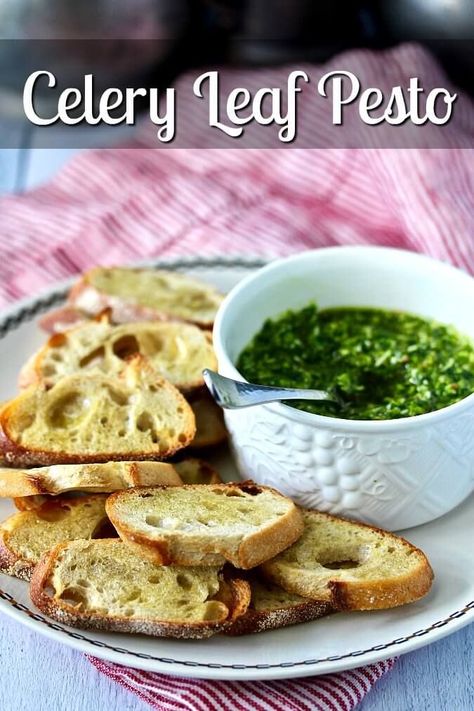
[213,246,474,529]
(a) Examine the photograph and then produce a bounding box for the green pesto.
[237,304,474,420]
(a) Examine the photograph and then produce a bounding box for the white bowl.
[213,246,474,530]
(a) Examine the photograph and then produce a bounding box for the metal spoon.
[202,369,341,410]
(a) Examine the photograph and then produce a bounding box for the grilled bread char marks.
[19,320,217,392]
[30,539,251,639]
[0,357,196,466]
[69,267,224,329]
[0,461,183,499]
[261,509,434,611]
[106,482,304,569]
[226,574,334,636]
[0,495,109,581]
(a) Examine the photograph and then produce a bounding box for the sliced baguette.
[30,539,250,639]
[106,482,304,569]
[261,510,434,610]
[0,461,182,499]
[0,357,195,466]
[226,574,334,636]
[14,495,51,511]
[69,267,223,329]
[174,458,222,485]
[19,320,217,392]
[189,394,227,449]
[14,493,94,511]
[39,305,88,334]
[10,459,217,509]
[0,495,109,580]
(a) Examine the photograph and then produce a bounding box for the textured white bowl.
[213,247,474,530]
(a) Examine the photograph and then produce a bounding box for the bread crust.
[327,570,434,611]
[173,458,223,485]
[18,352,40,390]
[19,332,67,389]
[225,575,334,636]
[10,458,219,504]
[106,482,304,570]
[188,394,228,450]
[0,461,183,499]
[14,495,50,511]
[70,280,176,325]
[261,509,434,611]
[30,540,251,639]
[0,467,46,497]
[0,447,189,468]
[0,495,109,581]
[0,533,34,581]
[68,268,222,330]
[0,360,196,467]
[39,306,87,335]
[20,320,217,393]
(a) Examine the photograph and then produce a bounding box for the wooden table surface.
[0,146,473,711]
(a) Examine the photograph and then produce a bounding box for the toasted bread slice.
[189,394,227,449]
[0,495,109,581]
[174,458,222,485]
[68,267,223,329]
[106,482,304,570]
[39,306,87,334]
[14,495,51,511]
[0,357,195,466]
[0,461,182,499]
[30,539,250,639]
[13,494,94,511]
[10,459,216,509]
[261,510,434,610]
[226,574,334,636]
[19,320,217,392]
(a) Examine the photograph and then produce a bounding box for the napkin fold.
[0,43,472,711]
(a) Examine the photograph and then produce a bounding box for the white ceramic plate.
[0,256,472,681]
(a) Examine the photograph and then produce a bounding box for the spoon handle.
[203,369,335,409]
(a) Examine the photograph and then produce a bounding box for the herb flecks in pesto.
[237,304,474,420]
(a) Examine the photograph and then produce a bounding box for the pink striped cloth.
[88,657,396,711]
[0,44,472,710]
[136,43,473,150]
[1,146,473,307]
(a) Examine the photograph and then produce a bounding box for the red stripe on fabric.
[323,676,358,708]
[198,680,253,711]
[118,670,185,710]
[88,659,163,710]
[204,679,253,711]
[317,678,353,711]
[139,672,212,711]
[308,680,347,711]
[96,664,214,711]
[282,679,328,711]
[335,674,364,705]
[352,666,376,692]
[90,656,392,711]
[234,680,279,711]
[157,675,226,711]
